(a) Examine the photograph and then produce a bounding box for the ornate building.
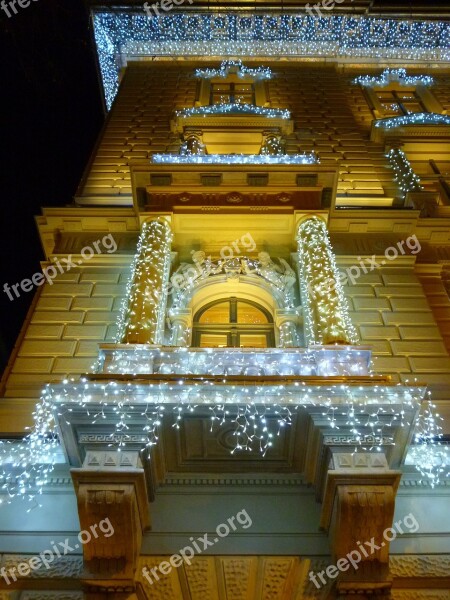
[1,2,449,599]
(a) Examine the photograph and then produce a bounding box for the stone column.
[296,217,356,345]
[169,309,192,346]
[275,309,300,347]
[121,218,173,345]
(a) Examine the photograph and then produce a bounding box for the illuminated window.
[210,82,255,105]
[193,297,274,348]
[376,90,427,116]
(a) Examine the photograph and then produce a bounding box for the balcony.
[98,344,373,378]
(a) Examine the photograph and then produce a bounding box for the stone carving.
[71,468,150,588]
[180,132,206,156]
[171,252,296,309]
[243,252,296,299]
[138,558,181,600]
[390,555,450,578]
[221,558,252,600]
[260,133,284,156]
[321,471,401,596]
[0,556,83,580]
[299,559,333,599]
[20,594,83,600]
[261,558,294,599]
[391,592,450,600]
[184,557,217,599]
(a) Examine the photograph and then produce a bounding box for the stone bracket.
[321,469,401,597]
[71,468,150,591]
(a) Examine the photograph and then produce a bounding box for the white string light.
[296,217,358,345]
[195,59,272,80]
[92,12,450,109]
[116,219,173,345]
[152,153,318,165]
[386,148,423,199]
[353,68,434,87]
[375,113,450,129]
[175,103,290,119]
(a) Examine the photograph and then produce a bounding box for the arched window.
[192,297,275,348]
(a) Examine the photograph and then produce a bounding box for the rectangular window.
[210,83,255,105]
[376,90,426,116]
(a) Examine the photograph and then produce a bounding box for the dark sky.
[0,1,104,374]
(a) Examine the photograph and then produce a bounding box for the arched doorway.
[192,297,275,348]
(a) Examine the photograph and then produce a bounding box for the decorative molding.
[391,592,450,600]
[390,555,450,578]
[0,556,83,580]
[325,435,394,446]
[332,453,389,470]
[19,594,83,600]
[162,476,305,486]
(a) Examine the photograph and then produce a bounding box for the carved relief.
[0,555,83,579]
[391,592,450,600]
[390,555,450,578]
[184,557,218,599]
[137,558,183,600]
[20,594,83,600]
[71,469,150,587]
[261,558,294,599]
[221,558,253,600]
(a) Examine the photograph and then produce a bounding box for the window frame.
[192,297,275,348]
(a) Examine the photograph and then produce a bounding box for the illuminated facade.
[1,2,450,599]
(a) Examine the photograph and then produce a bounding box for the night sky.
[0,1,104,373]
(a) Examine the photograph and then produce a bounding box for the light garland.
[100,346,372,377]
[375,113,450,129]
[91,12,450,109]
[386,148,423,198]
[296,217,358,346]
[174,103,291,119]
[195,59,272,80]
[353,68,434,87]
[152,153,318,165]
[409,395,448,485]
[2,370,442,505]
[116,219,173,345]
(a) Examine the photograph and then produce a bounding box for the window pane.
[380,103,402,116]
[237,302,268,324]
[198,302,230,324]
[199,333,228,348]
[377,92,396,100]
[238,334,268,348]
[403,102,423,114]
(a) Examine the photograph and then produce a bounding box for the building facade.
[1,3,450,599]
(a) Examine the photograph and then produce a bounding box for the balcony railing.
[98,344,372,378]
